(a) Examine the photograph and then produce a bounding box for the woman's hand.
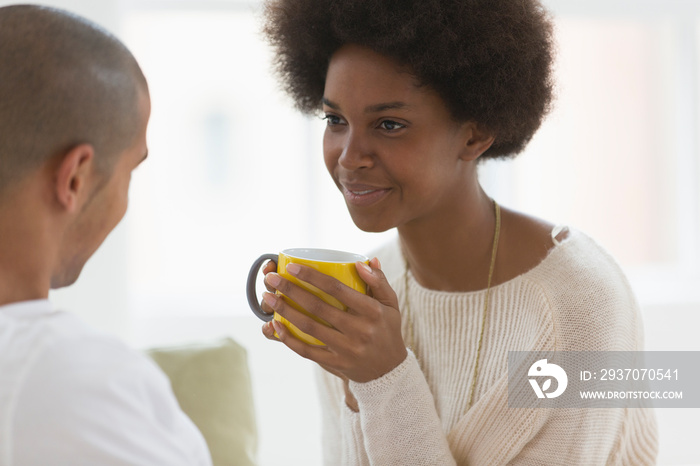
[260,257,407,384]
[259,259,278,317]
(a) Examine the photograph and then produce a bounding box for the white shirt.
[0,300,212,466]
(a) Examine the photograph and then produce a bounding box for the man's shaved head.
[0,4,148,193]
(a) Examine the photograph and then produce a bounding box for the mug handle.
[246,253,278,322]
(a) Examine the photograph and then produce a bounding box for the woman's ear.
[54,143,95,213]
[459,122,496,162]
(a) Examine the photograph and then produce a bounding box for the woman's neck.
[397,183,497,292]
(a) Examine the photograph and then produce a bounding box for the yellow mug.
[246,248,368,346]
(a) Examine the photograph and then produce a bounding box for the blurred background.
[2,0,698,463]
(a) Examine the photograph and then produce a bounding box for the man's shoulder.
[3,308,153,376]
[2,308,170,412]
[5,311,211,465]
[30,317,167,399]
[6,331,212,465]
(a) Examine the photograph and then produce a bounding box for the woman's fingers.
[261,321,280,341]
[261,260,277,293]
[281,262,398,317]
[354,258,399,309]
[260,299,274,316]
[270,319,341,368]
[262,260,408,383]
[264,271,352,330]
[262,290,347,345]
[258,260,278,315]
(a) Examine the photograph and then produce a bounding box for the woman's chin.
[349,213,395,233]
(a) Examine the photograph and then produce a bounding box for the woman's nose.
[338,130,374,170]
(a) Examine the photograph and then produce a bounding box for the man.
[0,5,212,465]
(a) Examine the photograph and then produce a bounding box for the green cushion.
[147,338,257,466]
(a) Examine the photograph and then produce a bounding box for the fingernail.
[287,263,301,275]
[272,319,284,334]
[358,261,372,274]
[374,257,382,270]
[266,273,281,287]
[262,292,278,309]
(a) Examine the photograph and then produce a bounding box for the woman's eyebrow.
[322,97,339,109]
[322,97,410,113]
[364,102,410,113]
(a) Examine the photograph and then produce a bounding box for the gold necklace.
[403,200,501,411]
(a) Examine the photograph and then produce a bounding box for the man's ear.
[54,144,95,213]
[459,122,496,162]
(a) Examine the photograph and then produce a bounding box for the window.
[481,2,700,306]
[123,2,396,321]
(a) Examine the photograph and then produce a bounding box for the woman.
[259,0,658,464]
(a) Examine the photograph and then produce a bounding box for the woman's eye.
[323,114,343,126]
[379,120,405,131]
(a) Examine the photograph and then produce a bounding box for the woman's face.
[323,44,476,233]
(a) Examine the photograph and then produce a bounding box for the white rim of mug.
[282,248,368,263]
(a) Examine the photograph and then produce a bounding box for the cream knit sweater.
[317,229,658,465]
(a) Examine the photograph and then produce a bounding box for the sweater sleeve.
[317,367,370,465]
[347,351,457,466]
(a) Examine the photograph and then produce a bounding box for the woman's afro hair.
[263,0,556,159]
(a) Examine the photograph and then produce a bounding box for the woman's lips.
[341,183,391,206]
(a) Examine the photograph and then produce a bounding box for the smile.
[351,189,376,195]
[341,184,391,207]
